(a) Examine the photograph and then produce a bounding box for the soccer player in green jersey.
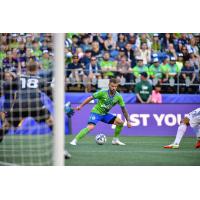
[70,78,132,146]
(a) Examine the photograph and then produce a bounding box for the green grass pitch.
[65,135,200,166]
[0,135,199,166]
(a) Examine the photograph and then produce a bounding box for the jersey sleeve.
[92,90,104,99]
[118,95,125,107]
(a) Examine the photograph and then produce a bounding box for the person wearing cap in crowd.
[149,57,163,85]
[176,53,184,71]
[66,55,86,88]
[132,57,149,82]
[79,49,92,68]
[84,56,101,92]
[167,56,180,88]
[39,50,53,71]
[99,51,116,78]
[134,72,153,104]
[151,34,161,53]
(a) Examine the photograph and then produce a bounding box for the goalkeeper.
[70,78,132,146]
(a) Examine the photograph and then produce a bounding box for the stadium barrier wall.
[65,93,200,104]
[71,103,199,136]
[0,93,199,135]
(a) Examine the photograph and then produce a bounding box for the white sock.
[174,124,187,145]
[193,125,200,139]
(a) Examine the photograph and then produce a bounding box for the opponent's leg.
[164,118,188,149]
[70,123,95,145]
[112,117,125,146]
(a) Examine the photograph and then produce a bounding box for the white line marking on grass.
[68,150,200,154]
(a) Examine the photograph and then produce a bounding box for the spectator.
[151,34,161,53]
[116,33,127,50]
[149,57,163,85]
[116,55,133,91]
[2,50,18,74]
[135,42,151,65]
[84,56,101,92]
[66,55,85,88]
[71,35,80,54]
[104,33,116,51]
[79,49,92,68]
[176,53,184,71]
[80,34,91,52]
[125,43,136,67]
[99,51,116,78]
[181,45,190,61]
[161,33,174,51]
[180,60,197,93]
[91,41,102,58]
[32,40,42,58]
[160,56,169,83]
[151,84,162,103]
[166,43,177,60]
[132,57,149,82]
[135,72,152,104]
[188,37,199,56]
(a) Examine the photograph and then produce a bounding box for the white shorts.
[185,108,200,128]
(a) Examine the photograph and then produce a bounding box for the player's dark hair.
[109,78,119,84]
[27,61,38,72]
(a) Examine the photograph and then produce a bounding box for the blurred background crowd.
[0,33,200,96]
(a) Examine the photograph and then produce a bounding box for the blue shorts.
[88,112,116,125]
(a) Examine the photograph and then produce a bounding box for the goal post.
[53,33,65,166]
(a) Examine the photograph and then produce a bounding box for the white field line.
[68,150,200,154]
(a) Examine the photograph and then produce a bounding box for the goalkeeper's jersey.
[91,89,125,115]
[185,108,200,128]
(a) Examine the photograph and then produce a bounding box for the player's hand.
[127,121,132,128]
[75,105,82,111]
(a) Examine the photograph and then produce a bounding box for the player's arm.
[76,96,94,111]
[121,107,132,128]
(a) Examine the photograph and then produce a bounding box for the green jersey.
[133,65,149,78]
[149,64,162,79]
[135,80,152,101]
[91,89,125,115]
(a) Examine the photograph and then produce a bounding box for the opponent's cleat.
[164,144,179,149]
[195,140,200,149]
[64,150,71,159]
[70,139,77,146]
[112,139,126,146]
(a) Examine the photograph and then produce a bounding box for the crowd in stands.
[65,33,200,94]
[0,33,200,96]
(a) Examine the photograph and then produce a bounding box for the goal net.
[0,33,65,166]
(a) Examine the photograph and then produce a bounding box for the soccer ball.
[95,134,107,145]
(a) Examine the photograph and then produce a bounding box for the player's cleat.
[195,140,200,149]
[112,138,126,146]
[163,143,179,149]
[64,150,71,159]
[70,139,77,146]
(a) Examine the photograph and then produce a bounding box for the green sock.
[114,124,123,138]
[76,127,90,141]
